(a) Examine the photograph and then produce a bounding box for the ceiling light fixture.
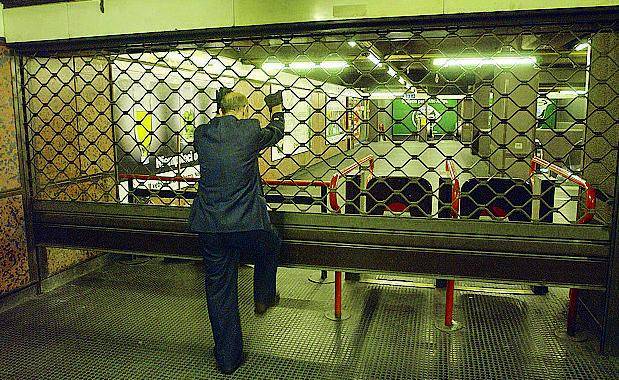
[387,67,397,77]
[289,62,318,70]
[320,61,349,69]
[574,42,591,51]
[367,52,382,67]
[433,56,537,67]
[262,62,285,71]
[348,41,357,47]
[546,90,587,99]
[370,91,405,98]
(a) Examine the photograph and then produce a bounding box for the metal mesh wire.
[18,19,619,225]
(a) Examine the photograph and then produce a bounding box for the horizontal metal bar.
[31,200,611,288]
[33,200,610,242]
[276,223,608,258]
[36,211,608,260]
[34,202,609,289]
[33,221,608,289]
[283,240,608,289]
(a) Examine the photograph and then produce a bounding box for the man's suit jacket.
[188,114,285,233]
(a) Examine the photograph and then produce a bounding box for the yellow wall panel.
[68,0,233,40]
[444,0,619,13]
[0,4,5,39]
[234,0,444,26]
[4,2,69,42]
[4,0,233,43]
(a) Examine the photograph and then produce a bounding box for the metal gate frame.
[7,6,619,354]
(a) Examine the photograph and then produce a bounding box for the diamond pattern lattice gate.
[17,18,618,227]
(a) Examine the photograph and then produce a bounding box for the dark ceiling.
[200,30,588,94]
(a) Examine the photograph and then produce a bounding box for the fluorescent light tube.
[433,57,537,67]
[574,42,590,51]
[290,62,317,70]
[367,53,382,67]
[262,62,285,71]
[370,91,404,98]
[320,61,349,69]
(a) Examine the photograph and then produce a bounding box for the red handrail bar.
[529,156,596,224]
[118,173,330,188]
[328,155,375,213]
[118,155,375,213]
[118,174,198,182]
[445,159,460,219]
[263,179,331,187]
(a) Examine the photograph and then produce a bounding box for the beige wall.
[3,0,618,43]
[584,32,618,224]
[45,247,100,276]
[0,44,32,295]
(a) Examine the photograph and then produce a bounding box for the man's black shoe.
[219,365,240,375]
[219,357,245,375]
[254,293,280,315]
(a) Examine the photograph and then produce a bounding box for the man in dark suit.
[188,91,285,374]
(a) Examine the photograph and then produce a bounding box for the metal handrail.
[328,155,375,213]
[117,155,375,213]
[118,174,330,188]
[529,156,596,224]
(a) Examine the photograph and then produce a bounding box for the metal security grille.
[18,16,619,226]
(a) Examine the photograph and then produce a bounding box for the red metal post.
[529,158,537,178]
[567,288,579,337]
[445,279,455,327]
[446,160,460,219]
[335,271,342,319]
[451,179,460,218]
[579,185,596,224]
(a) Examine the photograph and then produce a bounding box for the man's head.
[221,91,249,118]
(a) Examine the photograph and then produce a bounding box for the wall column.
[581,32,619,355]
[489,66,539,178]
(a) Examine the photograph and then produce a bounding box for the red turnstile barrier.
[530,156,597,337]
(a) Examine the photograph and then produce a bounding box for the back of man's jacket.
[188,114,285,232]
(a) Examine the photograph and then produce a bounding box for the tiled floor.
[0,259,618,379]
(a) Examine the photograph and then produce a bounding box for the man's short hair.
[221,92,249,114]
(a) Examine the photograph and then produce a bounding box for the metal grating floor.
[0,259,618,380]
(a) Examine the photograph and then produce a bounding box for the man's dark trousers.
[199,227,280,371]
